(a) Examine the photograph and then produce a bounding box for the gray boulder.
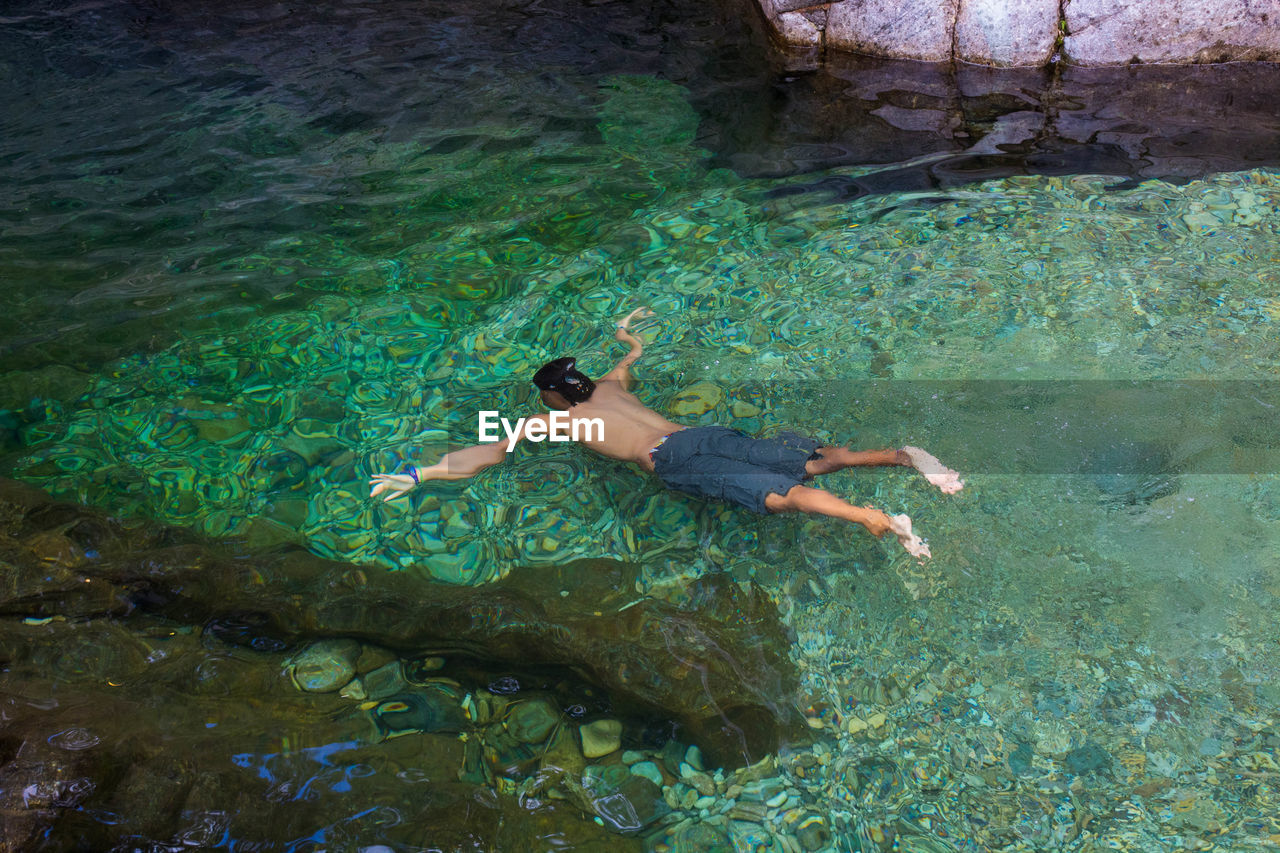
[827,0,955,62]
[956,0,1059,66]
[1064,0,1280,65]
[757,0,1280,66]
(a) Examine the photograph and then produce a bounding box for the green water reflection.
[5,69,1280,850]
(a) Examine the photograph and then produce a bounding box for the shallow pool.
[3,0,1279,849]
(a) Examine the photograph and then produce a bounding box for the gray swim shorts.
[651,426,823,515]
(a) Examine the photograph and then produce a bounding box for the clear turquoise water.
[4,0,1280,849]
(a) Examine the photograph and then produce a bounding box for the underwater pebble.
[630,761,664,788]
[670,381,723,417]
[506,698,560,744]
[579,719,622,758]
[288,639,360,693]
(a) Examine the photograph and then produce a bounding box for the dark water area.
[0,478,797,849]
[4,0,1280,374]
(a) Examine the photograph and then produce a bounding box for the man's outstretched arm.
[600,307,653,390]
[369,414,547,501]
[369,442,509,501]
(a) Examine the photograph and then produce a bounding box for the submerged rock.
[368,687,467,739]
[670,381,724,417]
[506,698,561,745]
[288,639,360,692]
[580,719,623,758]
[0,479,803,769]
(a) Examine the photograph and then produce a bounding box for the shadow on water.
[0,478,802,850]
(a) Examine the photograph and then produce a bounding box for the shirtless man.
[370,309,963,557]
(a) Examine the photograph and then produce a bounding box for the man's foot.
[889,513,932,560]
[901,446,964,494]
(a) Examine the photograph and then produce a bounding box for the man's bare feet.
[889,513,932,559]
[901,446,964,494]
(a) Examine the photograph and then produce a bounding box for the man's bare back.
[546,382,685,472]
[370,308,963,559]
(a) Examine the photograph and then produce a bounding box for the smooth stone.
[732,755,776,785]
[368,686,467,738]
[684,745,705,772]
[542,726,586,776]
[579,719,623,758]
[578,764,668,833]
[354,644,396,675]
[630,761,664,788]
[506,698,561,744]
[663,786,682,810]
[766,791,788,808]
[670,381,724,417]
[739,778,785,803]
[645,820,733,853]
[597,774,669,832]
[660,740,687,776]
[622,750,645,765]
[361,660,408,701]
[729,820,778,853]
[683,768,716,797]
[289,639,360,693]
[794,814,831,852]
[729,801,768,822]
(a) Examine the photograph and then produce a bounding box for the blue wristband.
[403,464,420,485]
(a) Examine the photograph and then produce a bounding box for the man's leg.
[804,447,905,477]
[804,446,965,494]
[764,485,932,557]
[764,484,892,535]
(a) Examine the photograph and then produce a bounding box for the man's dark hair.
[533,357,595,405]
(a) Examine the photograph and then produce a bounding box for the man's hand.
[604,307,655,388]
[369,472,417,502]
[860,507,893,537]
[615,307,654,342]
